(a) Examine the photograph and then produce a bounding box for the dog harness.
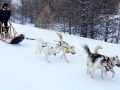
[41,43,51,55]
[91,53,104,63]
[42,43,47,47]
[59,41,68,47]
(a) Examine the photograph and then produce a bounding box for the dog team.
[35,33,120,79]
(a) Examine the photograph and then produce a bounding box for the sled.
[0,21,25,44]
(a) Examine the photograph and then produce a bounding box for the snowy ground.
[0,23,120,90]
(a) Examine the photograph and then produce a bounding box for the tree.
[35,5,53,29]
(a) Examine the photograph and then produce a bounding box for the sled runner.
[0,21,25,44]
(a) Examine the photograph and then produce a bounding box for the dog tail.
[94,45,102,54]
[56,33,62,41]
[82,44,91,55]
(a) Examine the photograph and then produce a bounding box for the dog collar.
[42,43,47,47]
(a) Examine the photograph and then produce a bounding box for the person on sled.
[0,3,11,33]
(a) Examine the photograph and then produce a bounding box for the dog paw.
[66,61,69,63]
[47,61,50,63]
[88,72,91,74]
[102,77,105,80]
[91,76,93,78]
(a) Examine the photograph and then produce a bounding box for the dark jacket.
[0,8,11,21]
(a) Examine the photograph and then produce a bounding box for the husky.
[55,33,76,63]
[82,44,112,79]
[94,46,120,78]
[35,38,57,63]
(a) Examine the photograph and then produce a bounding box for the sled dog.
[35,38,57,63]
[55,33,76,63]
[94,46,120,78]
[82,44,112,79]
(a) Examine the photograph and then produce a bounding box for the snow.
[0,23,120,90]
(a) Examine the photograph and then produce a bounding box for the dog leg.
[91,68,96,78]
[63,53,69,63]
[87,65,91,74]
[39,50,41,54]
[103,70,107,80]
[87,58,92,74]
[35,49,39,54]
[45,54,50,63]
[103,71,107,80]
[57,48,61,54]
[61,49,67,59]
[87,66,88,73]
[101,69,107,80]
[110,69,115,78]
[61,53,64,59]
[101,70,104,79]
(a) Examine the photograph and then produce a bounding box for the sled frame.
[0,21,18,39]
[0,21,24,44]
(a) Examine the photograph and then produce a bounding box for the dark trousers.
[0,20,8,33]
[1,20,8,27]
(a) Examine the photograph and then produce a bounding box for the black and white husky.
[83,44,112,79]
[94,45,120,78]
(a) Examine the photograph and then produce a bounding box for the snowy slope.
[0,23,120,90]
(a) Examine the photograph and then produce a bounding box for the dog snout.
[71,52,76,55]
[108,66,111,69]
[116,64,120,67]
[53,53,56,56]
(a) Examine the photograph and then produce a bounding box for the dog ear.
[71,46,74,49]
[113,57,115,60]
[116,55,118,58]
[102,55,105,58]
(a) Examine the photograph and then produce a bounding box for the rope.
[45,42,58,45]
[26,37,36,40]
[25,37,68,48]
[45,41,67,48]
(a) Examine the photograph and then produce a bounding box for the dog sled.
[0,21,25,44]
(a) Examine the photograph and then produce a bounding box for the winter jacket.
[0,8,11,21]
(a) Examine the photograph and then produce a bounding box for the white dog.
[35,38,57,63]
[55,33,76,63]
[94,46,120,78]
[82,44,112,79]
